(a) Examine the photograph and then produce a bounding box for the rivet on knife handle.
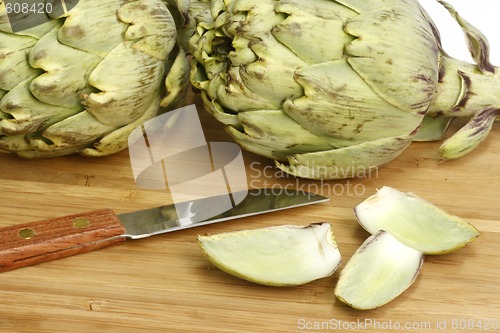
[0,209,126,273]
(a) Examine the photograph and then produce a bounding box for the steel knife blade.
[0,188,328,272]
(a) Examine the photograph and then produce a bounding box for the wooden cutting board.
[0,101,499,333]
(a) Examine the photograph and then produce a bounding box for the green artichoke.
[190,0,500,179]
[0,0,190,158]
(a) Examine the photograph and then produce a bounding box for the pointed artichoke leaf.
[198,223,342,287]
[285,61,423,141]
[227,110,365,161]
[228,36,258,67]
[223,0,284,38]
[335,231,423,310]
[81,89,164,157]
[28,22,101,109]
[161,48,190,109]
[200,93,241,128]
[15,143,90,159]
[58,0,128,57]
[85,42,166,127]
[413,115,452,142]
[345,3,439,114]
[215,67,278,112]
[354,186,480,254]
[29,111,117,152]
[235,109,336,151]
[439,107,499,160]
[118,0,177,61]
[0,78,80,136]
[0,32,40,91]
[237,32,306,108]
[226,125,281,160]
[438,0,495,74]
[273,0,356,64]
[276,135,413,180]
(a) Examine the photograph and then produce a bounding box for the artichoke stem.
[429,56,500,119]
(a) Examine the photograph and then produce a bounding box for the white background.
[419,0,500,66]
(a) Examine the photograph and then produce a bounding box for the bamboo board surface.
[0,101,499,333]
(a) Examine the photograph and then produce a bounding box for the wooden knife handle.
[0,209,126,273]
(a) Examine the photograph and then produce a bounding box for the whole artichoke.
[190,0,500,179]
[0,0,190,158]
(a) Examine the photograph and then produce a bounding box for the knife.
[0,188,328,273]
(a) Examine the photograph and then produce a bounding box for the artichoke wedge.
[198,223,341,287]
[354,186,480,254]
[335,231,423,310]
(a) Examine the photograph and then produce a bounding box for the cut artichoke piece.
[439,107,499,160]
[335,231,423,310]
[198,223,342,287]
[354,186,480,254]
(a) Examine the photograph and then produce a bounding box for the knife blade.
[0,188,328,273]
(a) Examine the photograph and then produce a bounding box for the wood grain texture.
[0,209,126,273]
[0,100,499,332]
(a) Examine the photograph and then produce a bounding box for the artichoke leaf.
[276,135,413,180]
[0,78,80,136]
[58,0,128,57]
[81,89,164,157]
[235,110,336,151]
[226,125,284,160]
[273,0,356,64]
[216,67,278,112]
[29,111,117,152]
[237,32,306,108]
[118,0,177,61]
[200,93,241,128]
[285,61,423,141]
[223,0,284,38]
[161,48,190,109]
[439,107,499,160]
[85,42,166,127]
[438,0,494,74]
[28,22,101,109]
[228,36,258,67]
[0,32,40,91]
[345,3,439,114]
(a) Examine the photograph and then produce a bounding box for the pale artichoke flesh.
[335,230,424,310]
[198,223,342,287]
[354,186,480,254]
